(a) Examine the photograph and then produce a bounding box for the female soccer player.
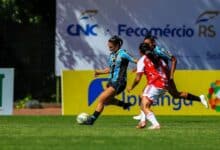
[127,43,169,129]
[84,35,137,125]
[133,35,208,120]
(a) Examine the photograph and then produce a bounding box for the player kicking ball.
[83,35,137,125]
[127,43,169,130]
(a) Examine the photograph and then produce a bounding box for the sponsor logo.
[67,24,98,36]
[88,78,193,110]
[80,9,98,20]
[67,9,219,38]
[196,11,220,24]
[88,78,108,106]
[197,11,220,37]
[208,80,220,112]
[67,9,98,36]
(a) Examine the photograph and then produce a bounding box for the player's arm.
[94,67,110,77]
[127,57,144,92]
[121,51,138,64]
[156,47,176,79]
[170,56,177,79]
[127,73,143,92]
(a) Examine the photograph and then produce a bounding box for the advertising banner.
[62,70,220,115]
[56,0,220,75]
[0,68,14,115]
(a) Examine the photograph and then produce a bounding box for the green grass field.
[0,116,219,150]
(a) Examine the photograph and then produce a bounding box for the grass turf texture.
[0,116,219,150]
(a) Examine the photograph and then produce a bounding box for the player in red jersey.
[127,43,169,129]
[133,35,208,121]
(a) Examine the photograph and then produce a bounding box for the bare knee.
[141,97,152,114]
[180,92,188,98]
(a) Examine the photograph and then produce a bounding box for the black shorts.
[107,81,127,95]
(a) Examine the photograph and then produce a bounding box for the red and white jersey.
[137,55,168,89]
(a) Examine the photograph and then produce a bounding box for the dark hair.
[144,33,157,42]
[108,35,123,48]
[139,42,158,66]
[139,42,151,54]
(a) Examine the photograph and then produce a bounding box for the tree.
[0,0,56,101]
[0,0,53,24]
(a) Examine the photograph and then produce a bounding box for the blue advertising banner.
[56,0,220,75]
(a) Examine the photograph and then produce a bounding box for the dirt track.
[13,108,61,115]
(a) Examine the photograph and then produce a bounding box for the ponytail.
[139,42,158,66]
[139,42,151,54]
[108,35,123,48]
[144,33,157,42]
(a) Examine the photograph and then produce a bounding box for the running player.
[127,43,169,129]
[83,35,137,125]
[133,35,208,120]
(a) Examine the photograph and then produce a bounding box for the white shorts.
[142,85,166,103]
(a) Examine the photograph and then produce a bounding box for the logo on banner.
[88,78,193,110]
[197,10,220,37]
[67,9,98,36]
[67,24,98,36]
[208,80,220,112]
[88,78,108,106]
[80,10,98,20]
[196,11,220,24]
[67,9,219,38]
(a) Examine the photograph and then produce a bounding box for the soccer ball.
[76,112,89,124]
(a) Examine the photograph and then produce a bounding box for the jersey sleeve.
[108,55,111,67]
[121,50,136,63]
[154,46,173,61]
[136,57,145,73]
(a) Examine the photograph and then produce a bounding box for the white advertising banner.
[0,68,14,115]
[56,0,220,75]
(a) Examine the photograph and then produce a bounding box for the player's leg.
[106,81,132,110]
[168,79,208,108]
[136,85,162,129]
[141,96,160,129]
[136,104,147,128]
[107,97,132,110]
[135,89,148,128]
[84,86,116,125]
[133,90,144,120]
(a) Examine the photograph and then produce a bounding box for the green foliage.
[15,94,32,109]
[0,0,49,24]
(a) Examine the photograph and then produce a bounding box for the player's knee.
[98,96,107,104]
[146,100,151,106]
[170,91,181,99]
[180,92,188,98]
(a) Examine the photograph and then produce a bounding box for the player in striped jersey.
[84,36,137,125]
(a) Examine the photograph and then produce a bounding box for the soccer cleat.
[148,125,160,130]
[136,121,146,129]
[133,114,142,120]
[199,95,209,109]
[83,116,95,125]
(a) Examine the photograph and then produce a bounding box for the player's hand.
[131,68,137,73]
[127,87,132,93]
[170,75,174,80]
[94,70,99,77]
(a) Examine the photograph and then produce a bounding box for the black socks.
[186,93,200,101]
